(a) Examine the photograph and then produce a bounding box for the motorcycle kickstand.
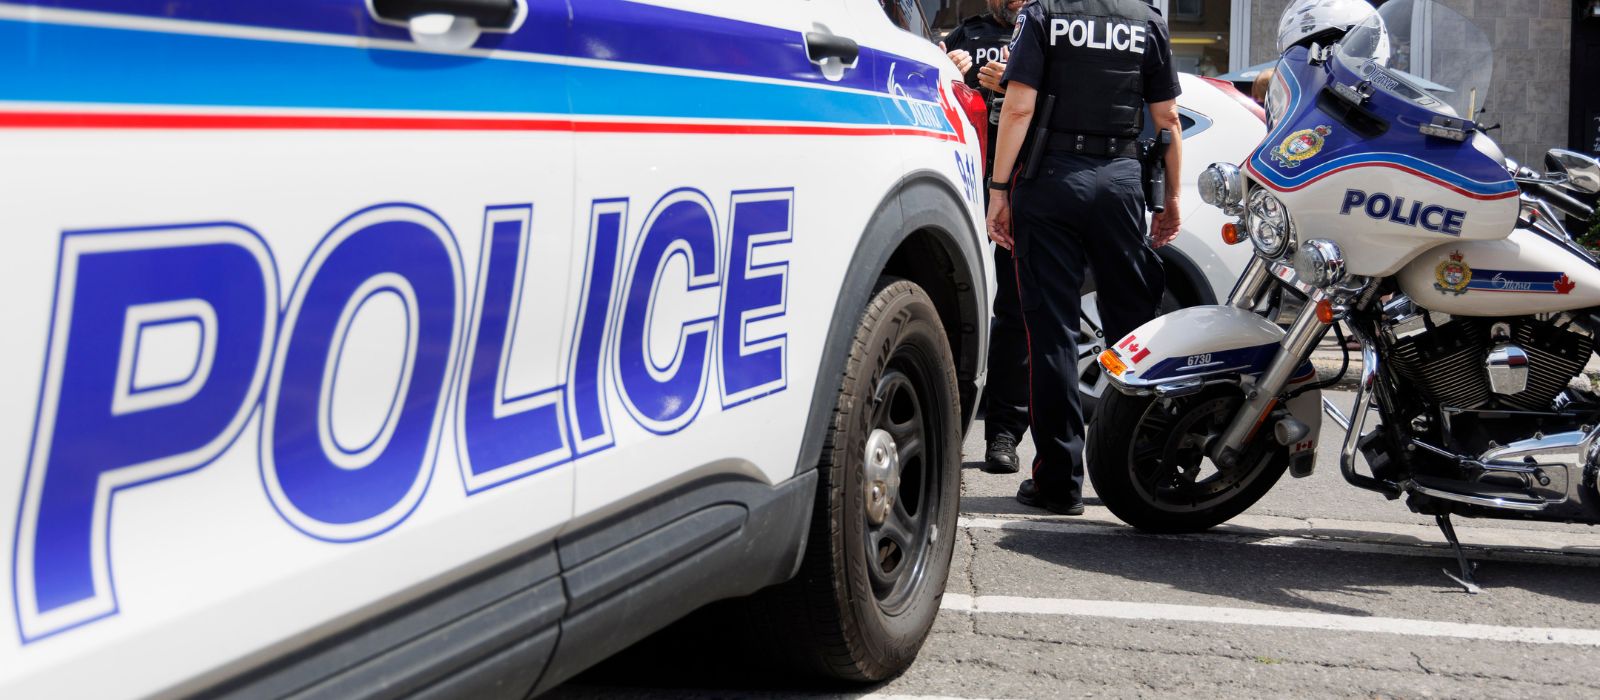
[1435,514,1481,595]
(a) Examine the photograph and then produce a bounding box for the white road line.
[858,695,1015,700]
[957,515,1600,567]
[940,594,1600,647]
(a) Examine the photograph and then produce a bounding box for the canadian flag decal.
[1117,335,1151,363]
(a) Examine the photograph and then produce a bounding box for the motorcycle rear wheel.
[1086,385,1289,533]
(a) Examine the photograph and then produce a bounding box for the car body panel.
[1168,73,1266,305]
[0,0,983,696]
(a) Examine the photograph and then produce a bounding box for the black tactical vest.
[1037,0,1153,137]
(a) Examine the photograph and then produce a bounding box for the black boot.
[984,434,1020,474]
[1016,479,1084,516]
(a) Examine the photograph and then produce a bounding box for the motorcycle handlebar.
[1531,182,1595,222]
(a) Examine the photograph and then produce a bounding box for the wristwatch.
[986,177,1011,191]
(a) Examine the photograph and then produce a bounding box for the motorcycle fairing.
[1247,47,1518,202]
[1241,47,1520,276]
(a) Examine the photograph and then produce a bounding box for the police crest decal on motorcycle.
[1433,250,1471,295]
[1271,125,1332,168]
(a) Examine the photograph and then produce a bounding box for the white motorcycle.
[1086,0,1600,592]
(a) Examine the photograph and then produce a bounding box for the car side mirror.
[1544,149,1600,195]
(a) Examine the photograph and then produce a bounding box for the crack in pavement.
[951,626,1600,691]
[964,527,981,635]
[1410,650,1433,675]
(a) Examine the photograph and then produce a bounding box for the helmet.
[1276,0,1377,54]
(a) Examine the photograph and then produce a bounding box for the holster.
[1020,94,1057,180]
[1140,128,1173,214]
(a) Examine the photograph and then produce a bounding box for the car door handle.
[805,31,860,68]
[370,0,522,31]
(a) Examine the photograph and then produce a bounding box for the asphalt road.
[552,389,1600,699]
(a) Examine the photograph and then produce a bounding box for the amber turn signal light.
[1098,349,1128,377]
[1221,222,1244,245]
[1315,299,1335,324]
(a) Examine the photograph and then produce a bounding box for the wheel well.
[1156,246,1217,307]
[882,228,983,429]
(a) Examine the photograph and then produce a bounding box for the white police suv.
[0,1,991,696]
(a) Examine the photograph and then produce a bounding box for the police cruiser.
[0,1,992,696]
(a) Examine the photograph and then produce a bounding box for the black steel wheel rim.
[862,344,942,615]
[1123,392,1272,513]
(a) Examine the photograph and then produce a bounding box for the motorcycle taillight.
[951,81,988,165]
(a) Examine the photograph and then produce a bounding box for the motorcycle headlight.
[1294,239,1346,288]
[1246,187,1293,258]
[1198,163,1244,213]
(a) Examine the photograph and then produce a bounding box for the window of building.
[1166,0,1235,77]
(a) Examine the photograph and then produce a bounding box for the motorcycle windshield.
[1335,0,1493,122]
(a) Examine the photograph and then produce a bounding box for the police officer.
[942,0,1032,475]
[987,0,1183,515]
[942,0,1021,99]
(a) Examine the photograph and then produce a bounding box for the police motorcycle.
[1085,0,1600,592]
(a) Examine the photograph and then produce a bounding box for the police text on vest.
[1049,18,1145,54]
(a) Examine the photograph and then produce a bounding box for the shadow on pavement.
[547,598,892,699]
[959,494,1104,516]
[989,524,1600,616]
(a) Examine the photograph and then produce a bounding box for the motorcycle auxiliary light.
[1198,162,1244,212]
[1246,187,1292,258]
[1294,238,1346,289]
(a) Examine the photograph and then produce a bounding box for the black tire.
[1086,385,1289,533]
[752,278,961,681]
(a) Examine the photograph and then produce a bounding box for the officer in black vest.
[942,0,1032,475]
[987,0,1182,515]
[942,1,1019,102]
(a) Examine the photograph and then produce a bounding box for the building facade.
[927,0,1593,166]
[1164,0,1581,166]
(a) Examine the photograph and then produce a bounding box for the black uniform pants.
[1012,153,1164,498]
[985,246,1030,443]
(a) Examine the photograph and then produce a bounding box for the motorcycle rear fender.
[1099,305,1323,458]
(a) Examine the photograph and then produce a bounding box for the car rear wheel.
[754,277,961,681]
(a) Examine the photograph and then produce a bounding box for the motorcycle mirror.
[1544,149,1600,196]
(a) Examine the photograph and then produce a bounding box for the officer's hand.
[987,192,1013,250]
[978,59,1007,94]
[1150,205,1181,248]
[941,42,974,75]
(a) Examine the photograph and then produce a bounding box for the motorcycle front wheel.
[1086,385,1289,533]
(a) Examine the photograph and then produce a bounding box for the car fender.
[791,172,987,476]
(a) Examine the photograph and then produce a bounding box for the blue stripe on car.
[0,18,942,131]
[3,0,943,103]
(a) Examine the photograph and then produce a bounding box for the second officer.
[986,0,1183,515]
[941,0,1032,475]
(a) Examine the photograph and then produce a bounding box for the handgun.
[1144,128,1172,214]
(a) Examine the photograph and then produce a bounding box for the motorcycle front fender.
[1098,304,1323,460]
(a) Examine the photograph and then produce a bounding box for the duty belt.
[1046,132,1141,159]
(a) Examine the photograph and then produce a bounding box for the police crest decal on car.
[1270,125,1332,168]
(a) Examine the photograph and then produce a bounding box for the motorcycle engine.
[1384,305,1593,412]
